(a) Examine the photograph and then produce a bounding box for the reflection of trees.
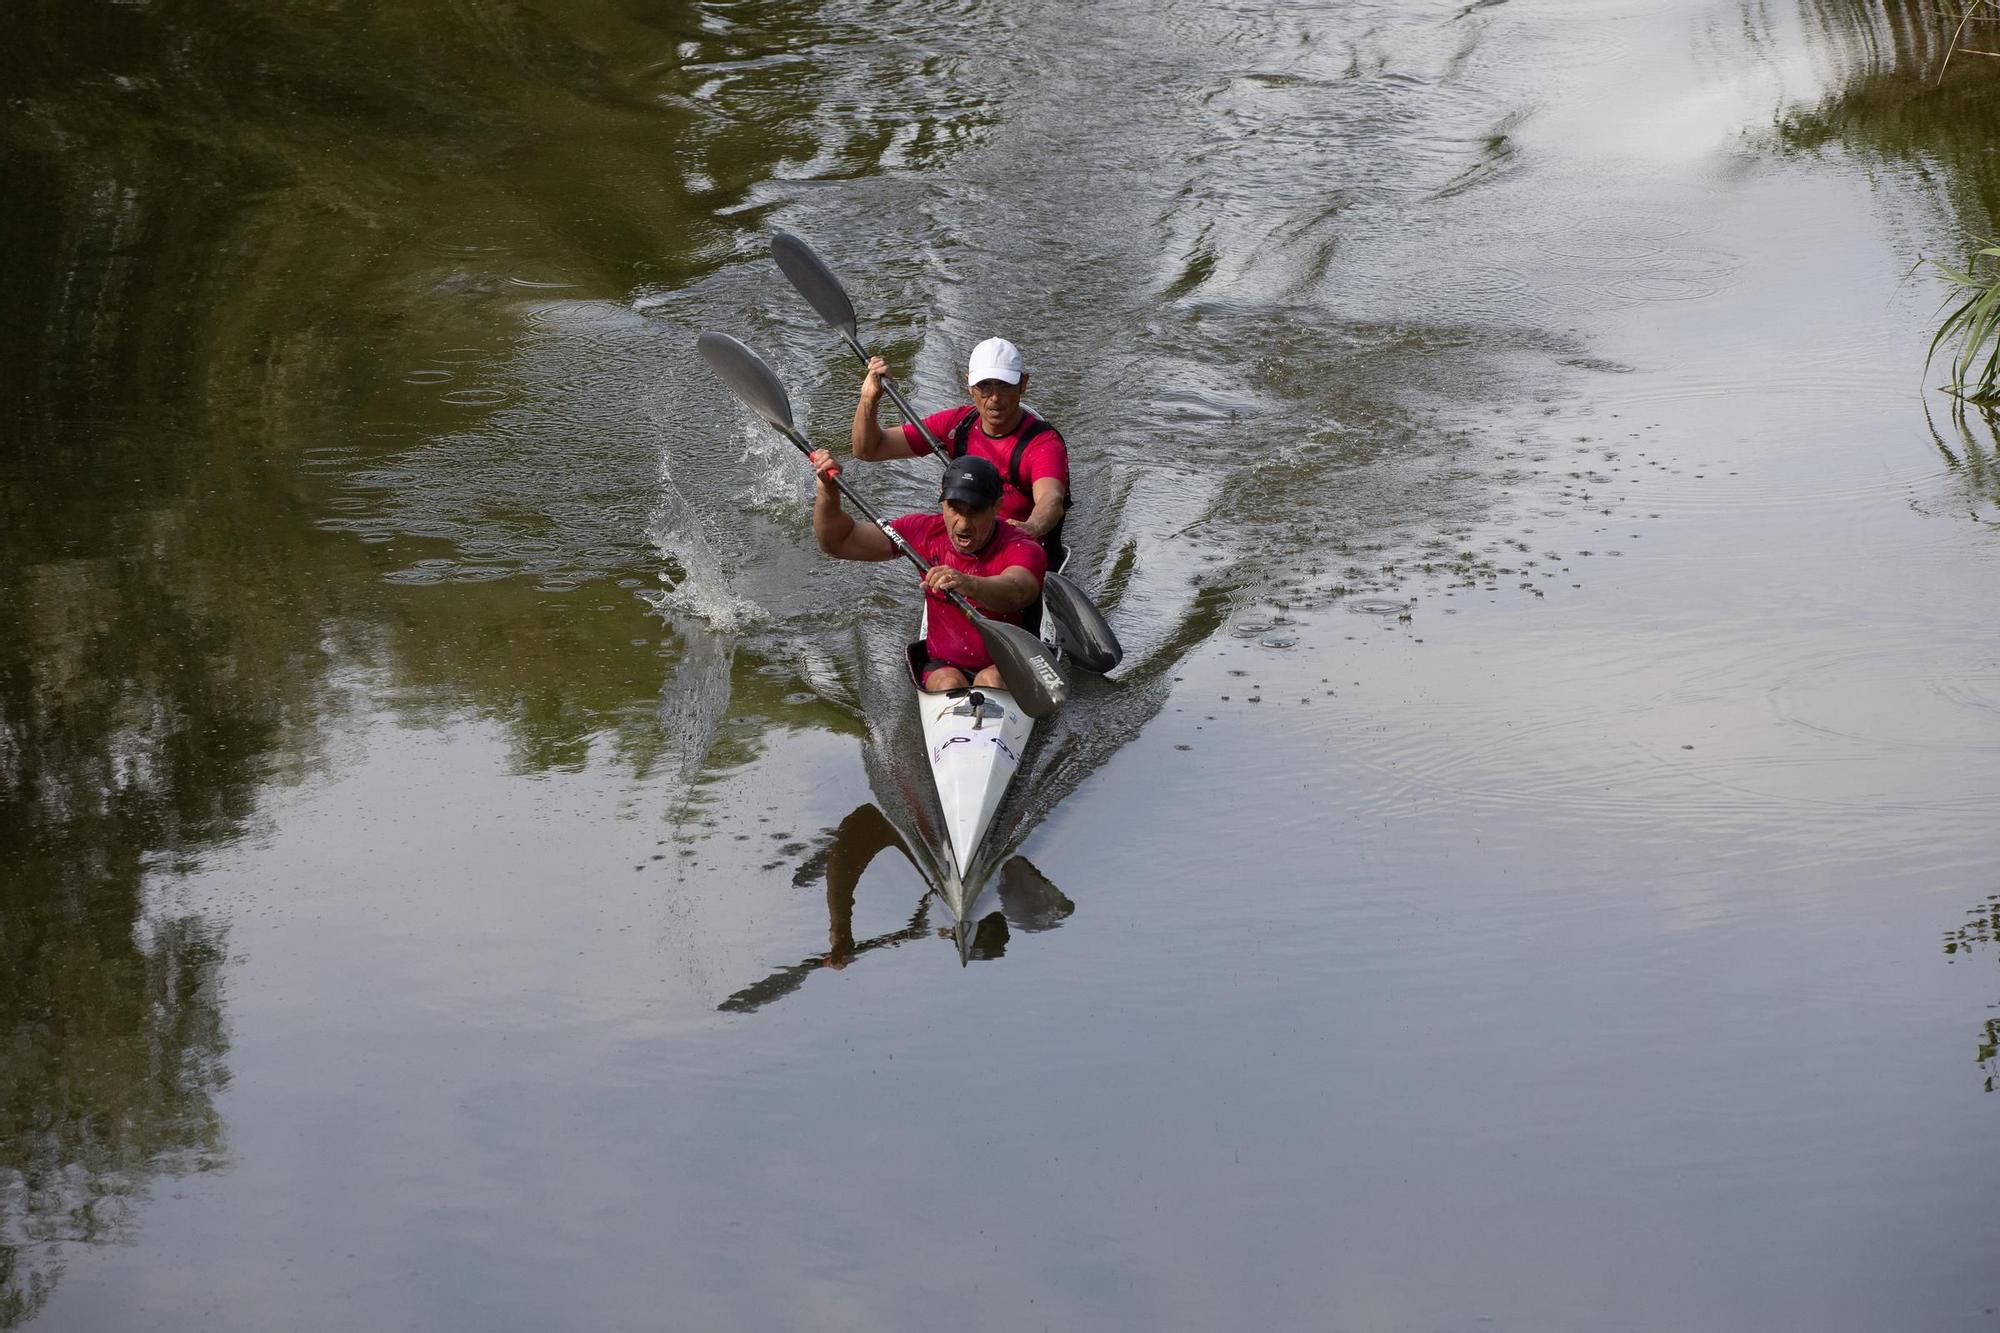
[0,556,258,1323]
[0,0,830,390]
[2,1,867,1316]
[1942,891,2000,1093]
[1778,2,2000,230]
[0,910,229,1326]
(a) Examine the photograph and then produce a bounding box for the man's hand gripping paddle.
[696,331,1067,720]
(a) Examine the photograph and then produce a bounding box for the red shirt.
[886,513,1048,670]
[899,407,1069,525]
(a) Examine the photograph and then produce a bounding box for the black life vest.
[948,409,1056,506]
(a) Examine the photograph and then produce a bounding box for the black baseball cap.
[940,455,1003,508]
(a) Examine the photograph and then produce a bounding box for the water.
[5,0,2000,1328]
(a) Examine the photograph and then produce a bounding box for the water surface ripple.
[5,0,2000,1328]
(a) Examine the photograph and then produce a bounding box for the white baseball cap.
[965,337,1025,386]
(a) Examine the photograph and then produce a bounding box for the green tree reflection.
[2,0,865,1319]
[1778,2,2000,233]
[0,568,251,1324]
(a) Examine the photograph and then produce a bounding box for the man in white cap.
[847,337,1071,565]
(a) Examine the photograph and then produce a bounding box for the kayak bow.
[906,630,1035,943]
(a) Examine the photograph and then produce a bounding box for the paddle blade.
[696,332,796,432]
[972,615,1067,719]
[1041,571,1123,673]
[771,230,859,336]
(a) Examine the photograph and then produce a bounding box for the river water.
[5,0,1999,1328]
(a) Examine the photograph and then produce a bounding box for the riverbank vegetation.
[1779,2,2000,400]
[1924,4,2000,403]
[1926,241,2000,403]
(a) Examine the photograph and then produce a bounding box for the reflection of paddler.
[809,448,1046,694]
[817,803,902,969]
[718,805,927,1012]
[849,337,1070,569]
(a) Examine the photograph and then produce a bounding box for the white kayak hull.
[917,684,1033,886]
[908,555,1069,931]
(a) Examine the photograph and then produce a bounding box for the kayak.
[918,677,1032,870]
[691,326,1078,960]
[905,632,1034,927]
[907,558,1067,946]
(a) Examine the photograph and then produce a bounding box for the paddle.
[770,230,1123,673]
[696,332,1066,719]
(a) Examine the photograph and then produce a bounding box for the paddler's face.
[969,373,1028,434]
[940,497,998,553]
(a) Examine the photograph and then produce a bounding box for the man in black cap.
[810,449,1047,692]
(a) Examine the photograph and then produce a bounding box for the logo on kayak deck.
[933,734,1017,764]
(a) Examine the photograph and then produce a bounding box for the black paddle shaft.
[770,231,948,457]
[855,341,949,460]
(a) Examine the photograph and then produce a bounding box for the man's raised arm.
[811,449,898,561]
[851,355,925,462]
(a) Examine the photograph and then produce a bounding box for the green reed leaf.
[1925,239,2000,403]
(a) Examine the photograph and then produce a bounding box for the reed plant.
[1923,2,2000,403]
[1926,242,2000,404]
[1938,0,2000,78]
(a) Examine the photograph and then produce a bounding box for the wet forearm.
[1020,493,1065,541]
[958,571,1036,613]
[813,489,856,553]
[850,391,887,457]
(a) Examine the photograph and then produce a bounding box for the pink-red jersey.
[886,513,1049,670]
[899,407,1069,526]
